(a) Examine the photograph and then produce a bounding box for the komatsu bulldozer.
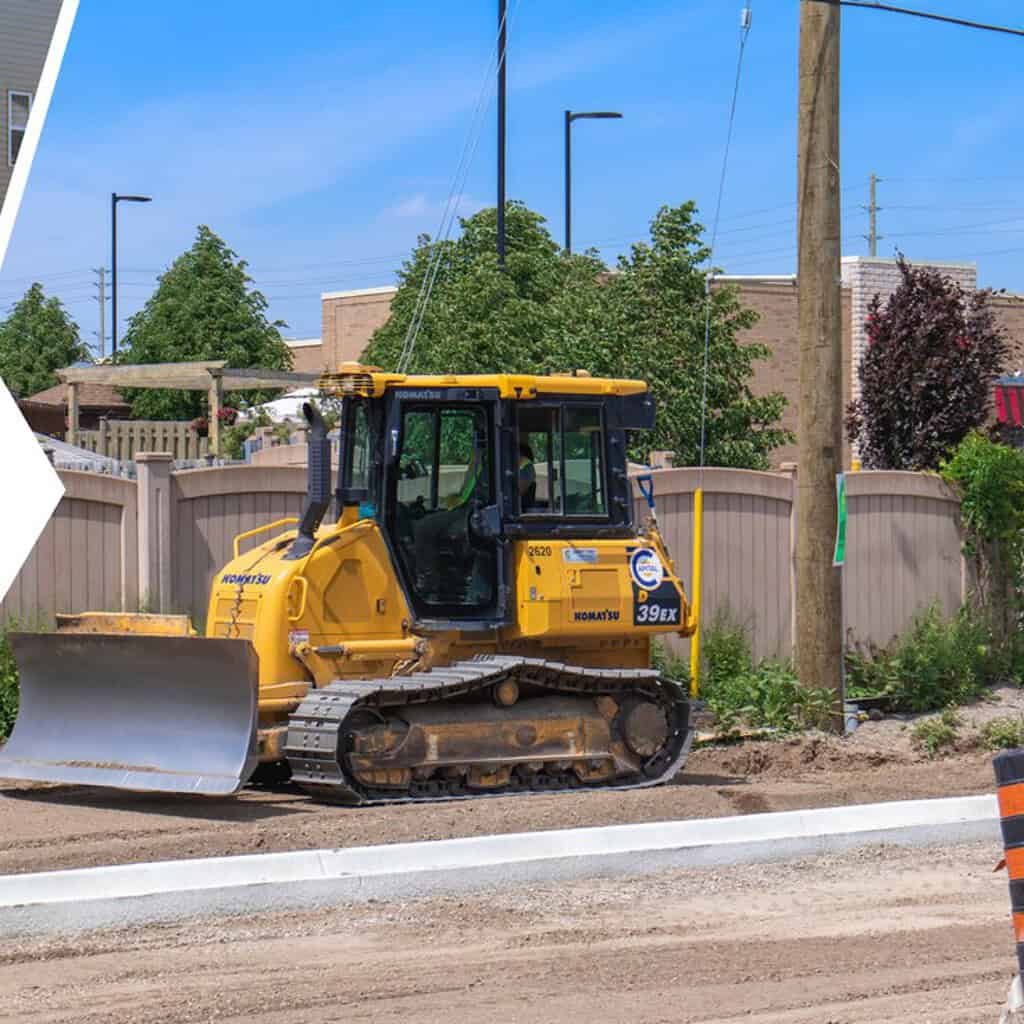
[0,365,696,804]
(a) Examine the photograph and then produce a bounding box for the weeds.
[0,617,51,742]
[911,708,960,757]
[650,639,689,685]
[701,612,834,734]
[980,716,1024,751]
[0,629,19,742]
[845,602,999,713]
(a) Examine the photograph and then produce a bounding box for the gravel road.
[0,839,1015,1024]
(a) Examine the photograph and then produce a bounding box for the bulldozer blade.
[0,633,260,796]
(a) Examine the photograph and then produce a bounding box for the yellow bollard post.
[688,487,704,698]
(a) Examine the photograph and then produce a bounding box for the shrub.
[845,602,998,713]
[980,717,1024,751]
[0,629,19,742]
[845,257,1007,471]
[912,708,960,757]
[941,433,1024,648]
[220,408,273,460]
[700,614,833,733]
[650,639,689,684]
[702,611,753,693]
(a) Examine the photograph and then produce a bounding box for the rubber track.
[284,655,691,805]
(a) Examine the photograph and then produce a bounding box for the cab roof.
[317,363,649,400]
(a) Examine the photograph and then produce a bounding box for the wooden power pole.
[796,0,844,728]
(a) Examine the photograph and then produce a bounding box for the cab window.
[516,404,607,518]
[346,402,371,492]
[564,407,606,515]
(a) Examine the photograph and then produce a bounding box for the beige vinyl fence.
[0,471,138,623]
[78,420,209,462]
[171,465,313,621]
[1,461,968,655]
[641,468,967,661]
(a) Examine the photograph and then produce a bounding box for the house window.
[8,92,32,167]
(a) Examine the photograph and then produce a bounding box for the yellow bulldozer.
[0,365,695,804]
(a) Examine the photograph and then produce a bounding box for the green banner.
[833,472,847,567]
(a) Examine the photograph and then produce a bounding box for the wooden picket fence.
[77,420,209,462]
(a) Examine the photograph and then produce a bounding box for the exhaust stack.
[287,402,332,559]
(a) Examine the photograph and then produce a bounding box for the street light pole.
[563,110,622,254]
[497,0,507,268]
[111,192,152,355]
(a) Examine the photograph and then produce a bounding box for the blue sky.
[1,0,1022,354]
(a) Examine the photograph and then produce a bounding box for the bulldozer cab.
[336,375,655,632]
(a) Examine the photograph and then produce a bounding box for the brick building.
[0,0,61,206]
[304,258,1024,466]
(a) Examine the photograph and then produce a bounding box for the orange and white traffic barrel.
[995,750,1024,978]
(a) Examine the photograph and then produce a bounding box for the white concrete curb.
[0,794,1000,936]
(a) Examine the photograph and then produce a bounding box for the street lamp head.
[114,194,152,203]
[568,111,623,122]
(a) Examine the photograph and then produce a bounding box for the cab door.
[384,391,508,628]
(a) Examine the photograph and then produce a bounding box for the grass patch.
[980,716,1024,751]
[911,708,960,757]
[845,602,1000,713]
[701,611,833,734]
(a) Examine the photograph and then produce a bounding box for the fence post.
[136,452,174,613]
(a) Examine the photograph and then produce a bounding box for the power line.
[805,0,1024,38]
[699,2,754,474]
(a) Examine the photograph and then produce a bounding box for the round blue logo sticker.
[629,548,664,590]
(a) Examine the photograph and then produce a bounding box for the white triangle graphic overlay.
[0,0,80,269]
[0,381,64,603]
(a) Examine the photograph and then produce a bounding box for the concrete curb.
[0,794,1000,936]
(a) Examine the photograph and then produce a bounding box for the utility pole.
[796,0,844,729]
[92,266,106,359]
[866,171,881,257]
[496,0,507,268]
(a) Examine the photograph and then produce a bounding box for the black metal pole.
[564,110,572,254]
[497,0,507,267]
[110,192,118,356]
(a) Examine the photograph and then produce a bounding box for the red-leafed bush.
[846,257,1008,470]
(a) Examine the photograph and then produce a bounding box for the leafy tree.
[363,201,789,469]
[117,226,292,420]
[0,283,88,398]
[576,203,790,468]
[364,202,590,374]
[846,258,1007,471]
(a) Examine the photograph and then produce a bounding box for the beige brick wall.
[320,286,396,367]
[286,340,327,375]
[994,293,1024,371]
[718,277,851,466]
[841,257,978,405]
[0,0,61,202]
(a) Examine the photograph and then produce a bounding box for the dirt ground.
[0,688,1017,875]
[0,839,1015,1024]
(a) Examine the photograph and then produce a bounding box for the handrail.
[232,517,299,560]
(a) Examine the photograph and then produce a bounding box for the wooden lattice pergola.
[57,362,320,454]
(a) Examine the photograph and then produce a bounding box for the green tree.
[573,203,790,468]
[364,202,593,374]
[364,200,789,469]
[117,225,292,420]
[0,283,88,398]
